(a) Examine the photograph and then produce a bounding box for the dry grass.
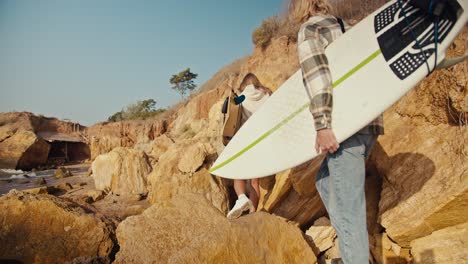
[331,0,390,21]
[197,56,248,94]
[252,0,392,50]
[253,16,282,49]
[252,16,301,49]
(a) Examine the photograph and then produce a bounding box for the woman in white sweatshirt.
[227,73,272,219]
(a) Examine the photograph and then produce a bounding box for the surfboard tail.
[436,54,468,70]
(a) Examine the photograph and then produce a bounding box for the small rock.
[127,193,147,202]
[24,186,50,195]
[72,182,87,189]
[70,256,110,264]
[305,217,337,254]
[86,190,105,203]
[87,167,93,177]
[83,196,94,204]
[54,167,73,179]
[323,239,341,261]
[122,205,145,218]
[36,177,47,185]
[56,183,74,191]
[325,258,343,264]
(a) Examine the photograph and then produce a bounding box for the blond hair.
[288,0,333,24]
[238,73,272,95]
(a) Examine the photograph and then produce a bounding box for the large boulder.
[369,31,467,247]
[115,193,317,264]
[0,190,116,263]
[92,147,151,195]
[410,222,468,264]
[260,157,327,227]
[258,137,381,231]
[140,134,175,164]
[371,97,467,246]
[177,142,207,173]
[0,131,50,170]
[147,139,229,213]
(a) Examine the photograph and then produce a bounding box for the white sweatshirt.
[239,84,270,125]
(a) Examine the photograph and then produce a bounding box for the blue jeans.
[316,133,377,264]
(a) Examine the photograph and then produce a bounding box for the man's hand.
[316,128,339,154]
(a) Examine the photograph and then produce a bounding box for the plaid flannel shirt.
[298,15,384,134]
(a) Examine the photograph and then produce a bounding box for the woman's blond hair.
[238,73,272,95]
[288,0,333,24]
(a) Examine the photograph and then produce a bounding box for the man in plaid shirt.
[290,0,384,263]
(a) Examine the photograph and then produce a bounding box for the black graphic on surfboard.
[375,0,459,80]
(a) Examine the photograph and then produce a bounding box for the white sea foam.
[10,174,27,179]
[1,169,24,174]
[26,172,37,177]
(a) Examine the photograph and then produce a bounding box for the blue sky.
[0,0,284,126]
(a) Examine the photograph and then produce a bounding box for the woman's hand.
[315,128,339,154]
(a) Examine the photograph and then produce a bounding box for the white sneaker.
[227,194,252,219]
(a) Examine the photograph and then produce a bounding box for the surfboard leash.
[433,16,439,74]
[398,0,432,75]
[428,0,443,74]
[399,0,444,76]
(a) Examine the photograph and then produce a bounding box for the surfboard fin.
[436,54,468,70]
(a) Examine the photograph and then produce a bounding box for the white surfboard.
[210,0,467,180]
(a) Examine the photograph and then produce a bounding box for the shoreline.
[0,162,91,195]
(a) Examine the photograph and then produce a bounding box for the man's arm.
[298,22,339,153]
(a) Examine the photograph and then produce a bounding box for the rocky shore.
[0,26,466,264]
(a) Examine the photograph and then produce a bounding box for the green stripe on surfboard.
[332,49,382,88]
[209,49,382,174]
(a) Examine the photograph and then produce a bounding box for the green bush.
[170,68,198,99]
[107,99,165,122]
